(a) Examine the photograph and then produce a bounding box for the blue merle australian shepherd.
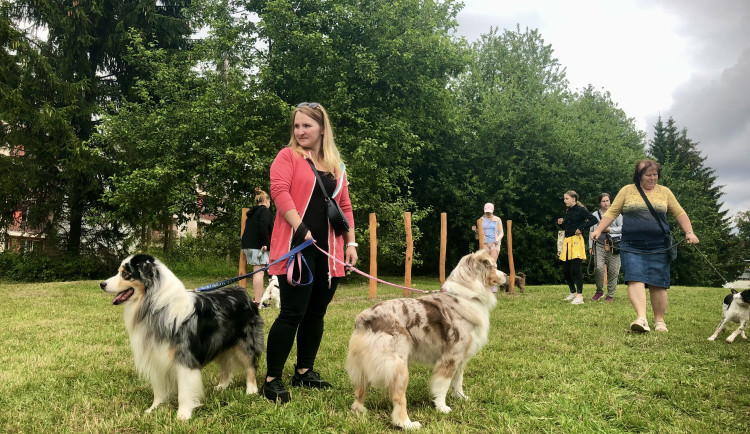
[100,254,264,420]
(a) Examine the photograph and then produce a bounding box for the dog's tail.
[346,314,410,390]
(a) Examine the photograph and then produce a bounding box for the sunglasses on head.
[297,102,320,109]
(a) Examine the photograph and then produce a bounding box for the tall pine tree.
[649,116,743,285]
[0,1,191,254]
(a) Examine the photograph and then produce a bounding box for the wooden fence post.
[440,213,447,285]
[477,218,485,250]
[404,212,413,297]
[369,213,377,300]
[506,220,516,293]
[238,208,249,289]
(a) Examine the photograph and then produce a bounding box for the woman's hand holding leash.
[345,245,358,268]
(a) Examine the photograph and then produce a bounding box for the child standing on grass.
[557,190,596,304]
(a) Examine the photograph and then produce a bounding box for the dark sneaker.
[261,378,290,403]
[591,292,604,301]
[604,296,613,302]
[291,368,332,389]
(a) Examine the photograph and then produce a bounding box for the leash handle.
[310,241,433,294]
[286,243,313,286]
[195,239,314,292]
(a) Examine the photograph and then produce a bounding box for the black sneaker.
[291,367,332,389]
[261,378,290,403]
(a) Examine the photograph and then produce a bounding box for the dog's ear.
[131,255,158,288]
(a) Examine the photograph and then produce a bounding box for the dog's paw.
[401,420,422,430]
[707,336,716,341]
[245,383,258,395]
[176,410,192,421]
[435,403,452,413]
[215,382,231,391]
[726,337,735,344]
[351,401,367,413]
[452,390,469,401]
[145,403,162,414]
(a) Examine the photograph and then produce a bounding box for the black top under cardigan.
[558,204,596,237]
[241,205,273,249]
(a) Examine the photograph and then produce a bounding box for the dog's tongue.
[112,288,134,305]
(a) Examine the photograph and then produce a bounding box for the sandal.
[630,317,650,333]
[654,321,668,332]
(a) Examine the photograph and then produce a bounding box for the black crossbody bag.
[635,184,677,262]
[597,211,621,254]
[307,159,350,236]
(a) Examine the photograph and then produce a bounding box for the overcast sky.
[456,0,750,222]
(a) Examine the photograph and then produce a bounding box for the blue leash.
[195,239,314,292]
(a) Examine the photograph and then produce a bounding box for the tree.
[97,14,286,251]
[248,0,468,272]
[649,116,743,285]
[0,1,192,255]
[438,26,644,282]
[735,211,750,261]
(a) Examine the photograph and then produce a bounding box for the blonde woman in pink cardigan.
[262,103,357,403]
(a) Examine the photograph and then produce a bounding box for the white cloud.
[456,0,750,220]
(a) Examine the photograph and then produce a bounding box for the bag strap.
[635,184,668,235]
[306,158,332,202]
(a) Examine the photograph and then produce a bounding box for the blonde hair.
[564,190,584,208]
[254,187,269,205]
[287,103,342,177]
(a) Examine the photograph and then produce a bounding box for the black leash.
[689,243,735,290]
[590,238,684,255]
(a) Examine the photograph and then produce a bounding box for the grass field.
[1,275,748,433]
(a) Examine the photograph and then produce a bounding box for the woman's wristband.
[685,231,694,235]
[346,242,358,248]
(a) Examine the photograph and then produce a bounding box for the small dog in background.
[708,288,750,343]
[499,272,526,293]
[100,254,264,420]
[259,275,280,309]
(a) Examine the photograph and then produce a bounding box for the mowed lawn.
[1,275,748,433]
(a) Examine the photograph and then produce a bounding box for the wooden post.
[506,220,516,293]
[369,213,377,300]
[404,212,413,297]
[477,218,485,250]
[238,208,249,289]
[440,213,447,285]
[603,264,608,287]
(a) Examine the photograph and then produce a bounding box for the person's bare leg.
[649,287,668,324]
[252,265,264,303]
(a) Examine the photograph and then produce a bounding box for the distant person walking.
[241,188,273,305]
[589,193,622,302]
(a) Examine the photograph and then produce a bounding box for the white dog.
[259,275,280,309]
[708,289,750,343]
[346,249,505,429]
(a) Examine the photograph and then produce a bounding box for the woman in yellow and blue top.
[557,191,596,305]
[590,159,699,333]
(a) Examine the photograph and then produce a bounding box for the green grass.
[1,276,748,433]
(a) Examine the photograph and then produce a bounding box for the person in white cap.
[472,203,504,265]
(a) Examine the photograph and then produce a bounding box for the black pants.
[266,247,338,378]
[562,258,583,294]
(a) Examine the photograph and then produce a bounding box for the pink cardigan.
[268,147,354,277]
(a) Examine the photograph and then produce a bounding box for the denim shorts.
[243,248,269,266]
